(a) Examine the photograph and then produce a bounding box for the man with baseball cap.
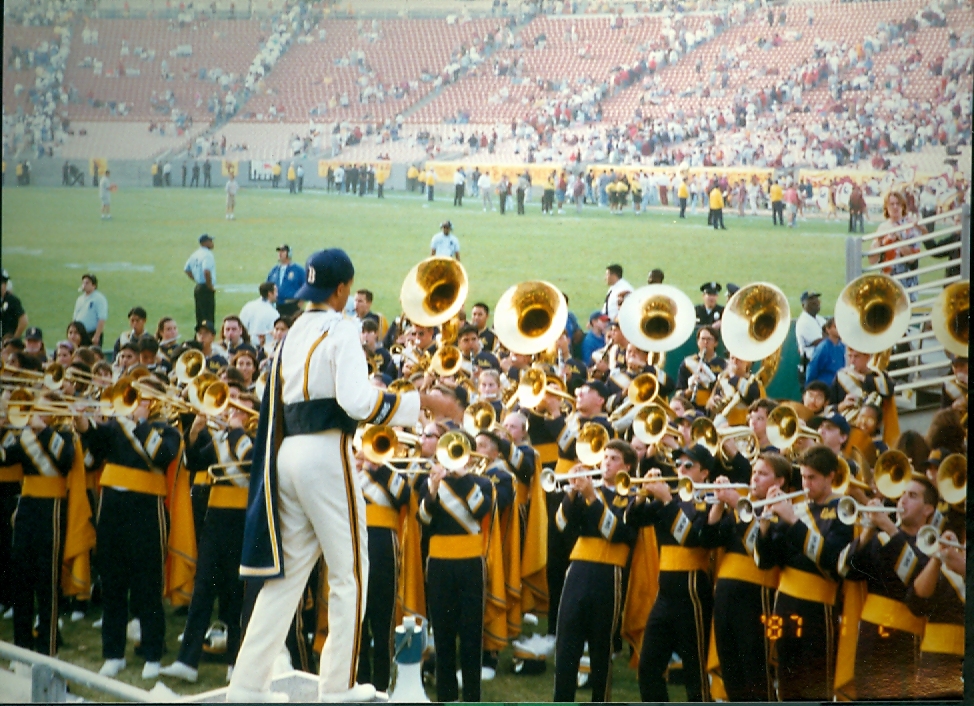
[185,235,216,328]
[230,248,458,703]
[626,443,716,702]
[1,269,28,343]
[267,245,305,317]
[430,221,460,260]
[795,291,826,390]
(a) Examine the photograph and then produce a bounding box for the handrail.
[860,207,963,242]
[0,640,155,702]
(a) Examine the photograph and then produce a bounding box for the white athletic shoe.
[141,661,161,680]
[226,686,288,703]
[98,658,126,677]
[70,611,85,622]
[318,683,377,702]
[159,661,198,682]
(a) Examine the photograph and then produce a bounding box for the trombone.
[540,467,603,492]
[836,496,900,526]
[736,490,807,523]
[173,349,206,385]
[832,457,871,495]
[916,525,967,556]
[435,431,488,473]
[361,425,421,466]
[462,400,498,437]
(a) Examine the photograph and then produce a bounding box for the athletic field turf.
[2,186,859,344]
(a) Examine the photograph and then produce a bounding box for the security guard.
[694,282,724,327]
[416,433,495,702]
[77,377,182,679]
[552,440,637,702]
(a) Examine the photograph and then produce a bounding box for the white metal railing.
[0,640,155,702]
[846,204,970,405]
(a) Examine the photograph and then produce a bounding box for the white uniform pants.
[231,431,369,696]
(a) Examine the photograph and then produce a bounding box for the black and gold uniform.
[837,525,928,699]
[710,370,762,426]
[828,364,894,410]
[82,414,181,665]
[754,492,853,700]
[5,422,75,655]
[357,462,411,692]
[626,481,713,701]
[0,434,25,614]
[552,482,635,702]
[416,467,494,702]
[677,351,727,411]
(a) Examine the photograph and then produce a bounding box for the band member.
[76,377,182,679]
[836,476,936,699]
[229,249,450,703]
[754,445,854,700]
[160,394,258,684]
[552,440,637,702]
[709,355,762,426]
[626,444,716,702]
[677,326,726,411]
[6,400,76,655]
[828,347,894,419]
[415,434,495,702]
[703,453,791,701]
[940,355,967,411]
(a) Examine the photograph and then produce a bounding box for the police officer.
[694,282,724,327]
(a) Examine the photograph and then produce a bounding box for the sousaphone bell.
[400,257,469,327]
[930,280,969,358]
[721,282,791,362]
[834,273,911,354]
[493,281,568,355]
[617,284,696,353]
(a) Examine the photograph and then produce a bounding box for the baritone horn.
[174,348,206,385]
[834,273,911,353]
[617,284,696,353]
[766,405,821,450]
[930,280,969,358]
[462,400,497,437]
[632,404,682,446]
[493,281,568,355]
[400,256,469,327]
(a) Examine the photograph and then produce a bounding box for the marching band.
[0,256,967,703]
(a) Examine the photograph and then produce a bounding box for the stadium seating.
[2,25,64,115]
[57,121,207,160]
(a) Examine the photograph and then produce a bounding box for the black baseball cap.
[295,248,355,304]
[801,291,821,303]
[673,444,716,474]
[199,234,213,244]
[24,326,43,341]
[276,244,291,253]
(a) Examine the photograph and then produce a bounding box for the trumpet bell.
[931,280,969,358]
[617,285,696,353]
[400,257,469,327]
[873,449,912,499]
[835,274,911,354]
[200,380,231,417]
[463,400,497,437]
[721,283,791,362]
[916,525,941,556]
[540,468,558,493]
[576,422,609,467]
[493,281,568,355]
[936,453,967,506]
[188,373,220,410]
[174,349,206,385]
[436,431,475,472]
[837,496,859,525]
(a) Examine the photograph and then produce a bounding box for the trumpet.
[736,490,807,523]
[916,525,967,556]
[836,496,900,526]
[632,404,683,446]
[540,467,603,493]
[613,471,680,497]
[677,478,750,502]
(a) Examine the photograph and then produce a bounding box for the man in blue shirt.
[805,317,846,387]
[184,234,216,328]
[580,311,609,366]
[72,273,109,346]
[430,221,461,260]
[266,244,305,317]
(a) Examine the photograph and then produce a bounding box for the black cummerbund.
[283,398,358,436]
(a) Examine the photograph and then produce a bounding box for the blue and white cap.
[295,248,355,304]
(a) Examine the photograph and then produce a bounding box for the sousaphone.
[617,285,696,353]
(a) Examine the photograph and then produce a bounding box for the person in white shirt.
[478,171,493,211]
[602,263,633,321]
[430,221,461,260]
[795,290,827,389]
[239,282,279,348]
[226,169,239,220]
[99,169,113,219]
[453,168,466,207]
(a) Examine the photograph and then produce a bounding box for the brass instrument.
[766,406,821,450]
[930,280,969,358]
[832,457,871,495]
[632,404,682,446]
[721,282,792,361]
[836,496,900,526]
[834,273,911,354]
[512,366,576,413]
[736,490,807,523]
[540,467,603,492]
[677,477,750,502]
[613,471,681,497]
[689,417,759,467]
[207,461,250,483]
[493,281,568,355]
[916,525,967,556]
[361,425,420,465]
[936,453,966,507]
[435,431,488,472]
[174,349,206,385]
[197,380,263,419]
[873,449,912,499]
[388,379,417,394]
[617,284,696,353]
[400,257,469,327]
[462,400,498,437]
[576,422,609,468]
[439,315,462,346]
[4,388,91,426]
[610,372,675,422]
[430,344,463,377]
[0,362,64,390]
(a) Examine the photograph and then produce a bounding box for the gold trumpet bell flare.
[835,274,911,354]
[931,280,969,358]
[721,282,791,362]
[494,281,568,355]
[400,257,469,327]
[618,285,696,353]
[576,422,609,467]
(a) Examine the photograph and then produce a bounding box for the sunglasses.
[677,460,696,469]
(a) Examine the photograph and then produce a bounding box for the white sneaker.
[141,661,161,680]
[226,685,289,703]
[93,617,103,628]
[99,658,126,677]
[318,683,376,702]
[70,611,85,622]
[159,661,198,682]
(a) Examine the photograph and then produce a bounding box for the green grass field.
[0,186,855,701]
[1,186,859,346]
